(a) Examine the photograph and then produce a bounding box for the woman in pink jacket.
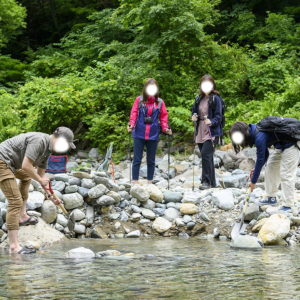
[128,78,172,184]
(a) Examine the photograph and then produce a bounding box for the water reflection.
[0,239,299,299]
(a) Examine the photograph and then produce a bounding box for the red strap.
[48,182,54,194]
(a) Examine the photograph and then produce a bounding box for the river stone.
[56,214,68,227]
[66,247,95,259]
[62,193,84,210]
[96,250,121,257]
[54,174,69,182]
[180,203,198,215]
[153,207,165,216]
[78,187,89,198]
[65,185,79,194]
[258,214,291,245]
[131,213,141,222]
[51,181,65,192]
[222,174,248,189]
[145,185,163,202]
[107,191,122,203]
[86,206,94,225]
[251,218,268,233]
[230,235,263,249]
[68,176,81,186]
[81,179,96,189]
[127,230,141,238]
[244,203,260,221]
[72,171,92,179]
[96,195,115,206]
[88,184,108,199]
[212,190,235,210]
[152,217,172,233]
[66,162,79,172]
[164,207,180,221]
[143,199,156,210]
[41,200,57,224]
[163,191,183,203]
[130,185,150,203]
[74,224,86,234]
[91,225,108,239]
[89,148,100,160]
[27,191,45,210]
[175,218,185,226]
[141,208,155,220]
[55,223,64,232]
[72,209,85,221]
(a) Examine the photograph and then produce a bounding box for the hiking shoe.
[258,197,277,206]
[199,183,211,190]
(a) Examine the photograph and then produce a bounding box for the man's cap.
[54,127,76,149]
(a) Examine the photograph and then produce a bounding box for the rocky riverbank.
[0,146,300,250]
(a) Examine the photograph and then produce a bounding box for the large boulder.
[41,200,57,224]
[130,185,150,203]
[66,247,95,259]
[26,191,45,210]
[62,193,84,210]
[244,203,260,221]
[180,203,198,215]
[145,185,163,203]
[163,191,183,203]
[152,217,172,233]
[212,190,235,211]
[258,214,291,245]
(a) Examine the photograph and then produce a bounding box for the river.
[0,238,299,299]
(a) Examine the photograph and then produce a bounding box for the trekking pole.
[128,133,132,184]
[167,134,171,190]
[192,113,198,191]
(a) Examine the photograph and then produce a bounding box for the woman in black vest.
[191,74,223,189]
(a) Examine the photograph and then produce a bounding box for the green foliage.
[0,0,299,157]
[0,0,26,48]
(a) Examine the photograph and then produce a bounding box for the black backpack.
[209,95,226,130]
[256,116,300,143]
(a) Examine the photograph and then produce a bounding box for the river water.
[0,238,299,300]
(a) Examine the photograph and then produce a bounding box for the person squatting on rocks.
[128,78,172,184]
[229,120,300,214]
[0,127,75,254]
[191,74,224,190]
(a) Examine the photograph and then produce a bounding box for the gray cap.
[54,127,76,149]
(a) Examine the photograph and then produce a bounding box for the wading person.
[0,127,76,254]
[128,78,172,184]
[229,118,300,213]
[191,74,224,190]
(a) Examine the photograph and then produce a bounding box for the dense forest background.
[0,0,299,156]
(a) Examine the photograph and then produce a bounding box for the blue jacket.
[192,94,223,138]
[249,124,295,184]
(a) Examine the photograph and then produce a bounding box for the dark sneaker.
[199,183,211,190]
[279,206,292,212]
[258,197,277,206]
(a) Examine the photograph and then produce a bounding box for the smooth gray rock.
[62,193,84,210]
[143,199,156,210]
[86,206,94,225]
[26,191,45,210]
[51,181,65,192]
[66,247,95,259]
[96,195,115,206]
[54,174,69,182]
[163,191,183,203]
[74,224,86,234]
[230,235,263,249]
[164,207,180,221]
[68,176,81,186]
[56,214,68,227]
[141,208,155,220]
[212,190,235,210]
[72,209,85,221]
[81,178,96,189]
[88,184,108,199]
[127,230,141,238]
[41,200,57,224]
[78,187,89,198]
[244,203,260,221]
[130,185,150,203]
[65,185,79,194]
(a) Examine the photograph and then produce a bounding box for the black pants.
[198,140,216,187]
[132,138,158,181]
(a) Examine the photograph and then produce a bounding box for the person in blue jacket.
[191,74,223,189]
[229,121,300,213]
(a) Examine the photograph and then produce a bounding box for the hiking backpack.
[256,116,300,143]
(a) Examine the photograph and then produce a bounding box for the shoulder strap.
[157,98,163,111]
